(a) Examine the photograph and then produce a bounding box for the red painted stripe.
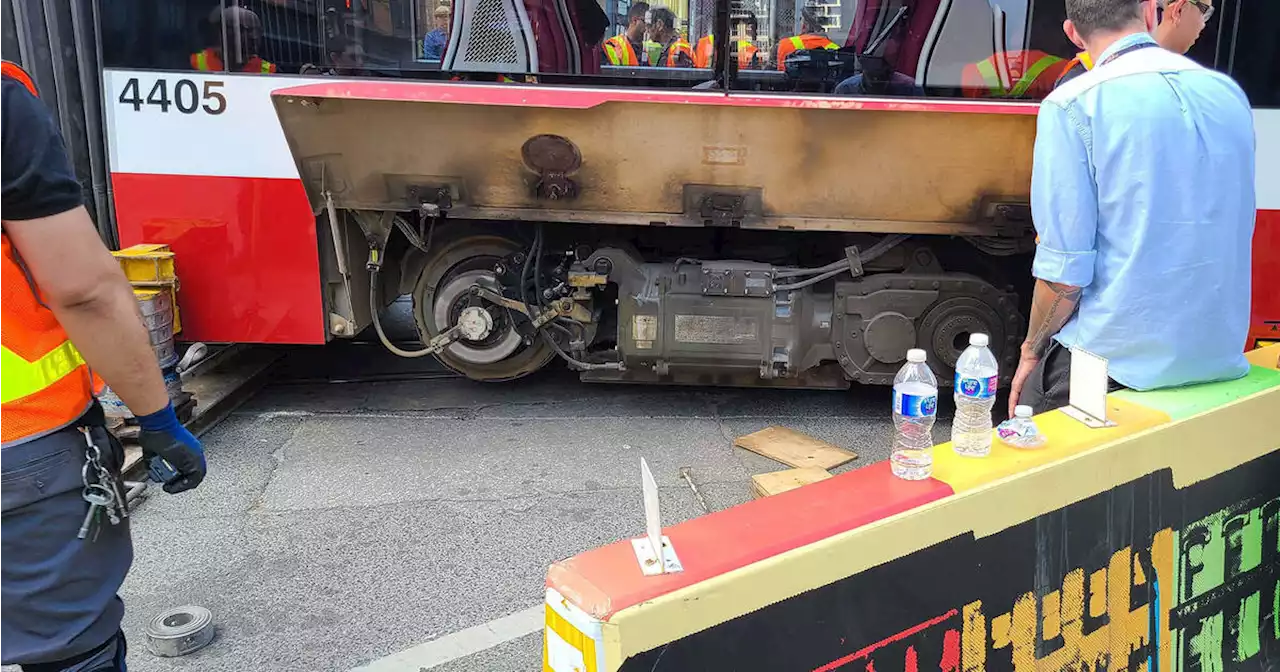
[1250,209,1280,349]
[546,461,954,620]
[812,608,959,672]
[271,81,1040,116]
[112,172,326,345]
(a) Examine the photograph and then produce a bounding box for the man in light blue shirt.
[1010,0,1255,415]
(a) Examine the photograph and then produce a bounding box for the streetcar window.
[1227,0,1279,106]
[724,0,1082,98]
[98,0,715,85]
[101,0,215,71]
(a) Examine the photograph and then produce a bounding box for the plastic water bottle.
[891,348,938,480]
[996,405,1046,449]
[952,333,999,457]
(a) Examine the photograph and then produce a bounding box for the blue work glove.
[137,403,206,494]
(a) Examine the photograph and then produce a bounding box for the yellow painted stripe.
[1,341,86,404]
[544,603,597,672]
[600,386,1278,665]
[930,396,1170,493]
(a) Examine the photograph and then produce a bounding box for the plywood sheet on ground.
[733,426,857,470]
[750,467,832,498]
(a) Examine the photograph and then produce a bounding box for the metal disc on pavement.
[144,605,215,657]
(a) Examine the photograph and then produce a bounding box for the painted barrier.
[544,344,1280,671]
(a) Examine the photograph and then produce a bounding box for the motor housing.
[576,248,1022,388]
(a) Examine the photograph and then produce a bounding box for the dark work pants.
[2,413,133,671]
[1019,341,1125,415]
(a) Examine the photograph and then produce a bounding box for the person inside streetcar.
[603,2,651,66]
[647,7,695,68]
[191,5,278,74]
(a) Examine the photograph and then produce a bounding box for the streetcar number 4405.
[118,77,226,115]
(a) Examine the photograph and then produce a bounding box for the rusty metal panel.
[274,91,1035,233]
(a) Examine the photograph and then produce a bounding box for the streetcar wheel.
[411,233,553,381]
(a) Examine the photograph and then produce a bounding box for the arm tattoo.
[1023,279,1082,359]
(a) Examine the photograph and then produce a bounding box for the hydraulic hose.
[369,269,439,358]
[773,266,850,292]
[773,257,850,279]
[773,234,909,292]
[521,225,543,309]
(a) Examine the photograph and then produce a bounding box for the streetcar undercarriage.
[345,211,1030,389]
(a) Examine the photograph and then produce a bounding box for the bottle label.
[894,391,937,417]
[955,374,998,399]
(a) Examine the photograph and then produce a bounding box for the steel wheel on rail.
[411,233,554,381]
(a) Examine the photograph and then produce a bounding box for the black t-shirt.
[2,76,83,221]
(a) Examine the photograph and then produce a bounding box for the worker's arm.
[5,208,170,414]
[1009,99,1094,415]
[2,79,204,492]
[1,78,169,416]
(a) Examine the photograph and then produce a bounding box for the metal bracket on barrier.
[632,458,684,576]
[1060,347,1116,428]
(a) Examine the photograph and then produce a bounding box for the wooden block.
[750,467,833,498]
[112,424,140,441]
[122,444,143,475]
[733,426,858,470]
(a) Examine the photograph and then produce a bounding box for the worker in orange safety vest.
[647,7,694,67]
[603,2,650,66]
[693,34,761,70]
[2,61,207,671]
[776,8,837,70]
[960,49,1068,99]
[191,6,278,74]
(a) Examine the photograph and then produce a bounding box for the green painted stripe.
[1112,365,1280,420]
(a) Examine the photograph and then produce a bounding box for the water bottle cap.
[969,333,989,348]
[906,349,927,363]
[1015,405,1033,418]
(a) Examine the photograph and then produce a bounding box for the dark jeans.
[1020,341,1125,415]
[21,630,127,672]
[2,409,133,671]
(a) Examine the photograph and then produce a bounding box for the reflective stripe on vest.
[1,341,85,404]
[662,40,693,67]
[778,34,837,69]
[192,49,275,74]
[788,35,837,50]
[0,234,95,445]
[604,35,639,66]
[975,54,1062,97]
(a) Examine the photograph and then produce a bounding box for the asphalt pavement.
[112,342,957,672]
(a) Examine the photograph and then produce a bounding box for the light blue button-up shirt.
[1031,32,1256,391]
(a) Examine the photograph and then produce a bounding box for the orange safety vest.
[1055,50,1094,86]
[775,34,837,70]
[190,48,277,74]
[693,35,759,69]
[961,50,1066,99]
[1,62,96,445]
[603,35,641,66]
[659,39,695,67]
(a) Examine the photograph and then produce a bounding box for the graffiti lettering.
[815,497,1279,672]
